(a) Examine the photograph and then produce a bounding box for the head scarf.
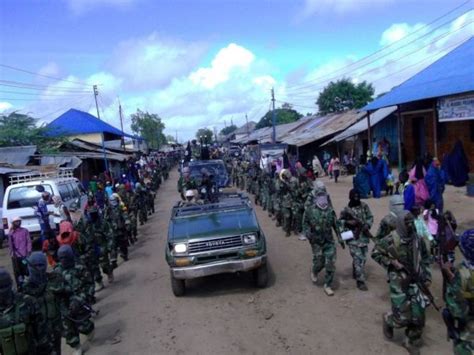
[396,210,416,242]
[27,252,48,284]
[58,245,75,269]
[348,189,361,208]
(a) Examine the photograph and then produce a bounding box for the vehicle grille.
[188,235,243,254]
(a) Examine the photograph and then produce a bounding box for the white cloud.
[380,23,426,46]
[109,32,207,90]
[0,102,13,113]
[38,62,61,78]
[65,0,136,15]
[190,43,255,89]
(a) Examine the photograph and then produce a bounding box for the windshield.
[189,162,227,179]
[171,208,258,240]
[7,185,54,209]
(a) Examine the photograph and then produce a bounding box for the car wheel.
[171,275,185,296]
[253,264,268,288]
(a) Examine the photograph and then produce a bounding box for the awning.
[323,106,397,145]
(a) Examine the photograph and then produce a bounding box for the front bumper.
[171,255,267,280]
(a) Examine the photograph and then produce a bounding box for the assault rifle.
[385,244,440,311]
[340,207,374,240]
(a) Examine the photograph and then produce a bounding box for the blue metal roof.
[364,37,474,111]
[47,109,137,138]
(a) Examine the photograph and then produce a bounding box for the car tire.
[171,275,185,297]
[253,264,268,288]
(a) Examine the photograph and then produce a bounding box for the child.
[411,206,434,262]
[386,171,395,195]
[423,199,439,259]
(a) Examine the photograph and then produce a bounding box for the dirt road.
[75,169,464,355]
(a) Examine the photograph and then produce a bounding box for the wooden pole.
[397,105,403,173]
[432,101,438,158]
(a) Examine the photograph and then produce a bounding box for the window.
[58,184,71,201]
[67,183,80,199]
[7,185,53,209]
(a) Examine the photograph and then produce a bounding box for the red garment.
[56,221,79,247]
[42,239,57,267]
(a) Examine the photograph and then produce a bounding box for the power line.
[37,96,93,119]
[286,6,473,93]
[0,80,92,92]
[0,89,92,97]
[282,23,473,100]
[0,63,91,87]
[0,95,90,101]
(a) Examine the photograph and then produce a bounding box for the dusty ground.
[1,169,472,355]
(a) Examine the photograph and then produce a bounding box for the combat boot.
[72,345,83,355]
[382,313,393,339]
[310,270,318,283]
[357,281,368,291]
[402,338,420,355]
[95,281,105,292]
[323,284,334,296]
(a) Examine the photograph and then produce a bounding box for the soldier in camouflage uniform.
[273,174,283,227]
[371,211,432,355]
[0,268,43,355]
[145,182,155,215]
[302,182,343,296]
[280,169,293,237]
[23,252,65,354]
[293,172,312,239]
[54,245,95,355]
[339,189,374,291]
[442,230,473,355]
[117,185,138,245]
[105,193,129,264]
[135,182,148,225]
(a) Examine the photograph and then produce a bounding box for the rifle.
[340,207,374,240]
[331,210,345,249]
[385,244,440,311]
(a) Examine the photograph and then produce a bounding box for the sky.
[0,0,473,141]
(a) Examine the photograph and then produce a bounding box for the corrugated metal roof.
[324,106,397,144]
[47,109,138,139]
[364,37,474,111]
[0,145,37,165]
[282,110,366,147]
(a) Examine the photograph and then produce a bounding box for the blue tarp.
[364,37,474,111]
[46,109,140,139]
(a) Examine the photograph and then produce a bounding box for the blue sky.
[0,0,472,140]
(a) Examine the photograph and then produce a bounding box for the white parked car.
[2,170,88,237]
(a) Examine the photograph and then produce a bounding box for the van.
[2,170,88,237]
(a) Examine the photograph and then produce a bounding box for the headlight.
[243,234,257,244]
[173,243,188,254]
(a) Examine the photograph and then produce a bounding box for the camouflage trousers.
[310,240,336,287]
[138,205,148,225]
[454,339,474,355]
[347,243,368,282]
[63,314,94,348]
[80,251,102,284]
[98,242,113,276]
[385,270,426,343]
[292,206,304,234]
[281,207,292,234]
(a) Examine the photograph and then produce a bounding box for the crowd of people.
[226,150,472,355]
[1,152,177,355]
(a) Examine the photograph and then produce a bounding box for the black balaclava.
[348,189,361,208]
[0,268,13,308]
[58,245,75,269]
[27,252,48,285]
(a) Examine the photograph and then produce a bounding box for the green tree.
[0,112,64,152]
[316,78,374,114]
[220,125,237,136]
[130,109,166,149]
[195,128,213,144]
[255,106,303,129]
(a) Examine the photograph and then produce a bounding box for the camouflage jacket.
[339,202,374,246]
[371,231,431,283]
[302,200,340,244]
[0,292,42,354]
[54,262,94,311]
[445,261,473,343]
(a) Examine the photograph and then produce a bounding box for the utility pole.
[245,113,249,136]
[175,129,178,144]
[93,85,101,120]
[92,85,109,173]
[118,97,126,152]
[271,87,276,144]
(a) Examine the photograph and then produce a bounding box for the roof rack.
[8,168,75,185]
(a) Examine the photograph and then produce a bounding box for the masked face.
[109,197,119,207]
[315,193,329,210]
[27,252,47,285]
